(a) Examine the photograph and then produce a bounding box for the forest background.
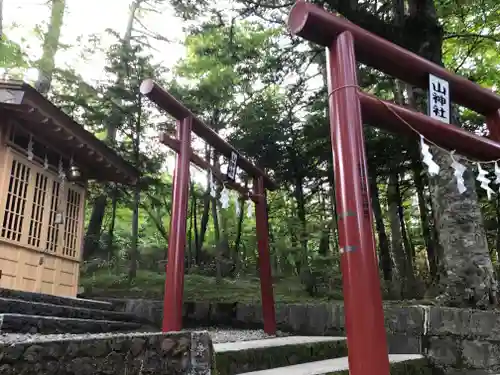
[2,0,500,308]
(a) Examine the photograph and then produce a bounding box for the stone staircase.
[0,289,433,374]
[213,335,432,375]
[233,354,429,375]
[0,288,154,335]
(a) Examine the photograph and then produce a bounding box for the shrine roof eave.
[0,80,139,185]
[288,1,500,116]
[359,91,500,161]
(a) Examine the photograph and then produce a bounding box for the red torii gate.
[139,79,278,334]
[288,2,500,375]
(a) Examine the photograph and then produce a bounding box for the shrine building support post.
[327,31,390,375]
[140,79,277,334]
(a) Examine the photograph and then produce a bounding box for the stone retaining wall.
[112,299,500,374]
[0,330,212,375]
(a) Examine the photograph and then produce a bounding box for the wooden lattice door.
[0,148,85,296]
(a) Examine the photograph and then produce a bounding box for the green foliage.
[0,35,29,68]
[4,0,500,304]
[81,268,325,303]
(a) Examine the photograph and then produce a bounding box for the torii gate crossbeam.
[288,2,500,375]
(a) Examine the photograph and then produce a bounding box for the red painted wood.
[327,32,390,375]
[288,1,500,117]
[142,82,277,333]
[254,176,277,334]
[140,79,277,190]
[359,92,500,161]
[160,133,258,202]
[486,110,500,142]
[162,117,192,332]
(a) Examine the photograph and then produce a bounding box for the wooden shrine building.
[0,80,138,297]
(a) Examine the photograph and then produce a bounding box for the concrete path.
[238,354,424,375]
[214,336,346,352]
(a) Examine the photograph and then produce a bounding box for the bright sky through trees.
[3,0,186,83]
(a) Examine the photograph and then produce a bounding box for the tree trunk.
[210,153,222,283]
[234,181,248,274]
[83,1,141,258]
[387,171,413,298]
[429,152,497,307]
[407,0,498,307]
[369,175,392,284]
[318,189,330,256]
[198,147,212,252]
[82,195,106,260]
[128,182,140,281]
[105,185,118,256]
[396,182,415,270]
[35,0,66,94]
[411,149,438,279]
[211,173,221,243]
[284,195,299,274]
[187,188,194,271]
[212,195,221,282]
[106,0,141,142]
[191,182,199,265]
[0,0,3,37]
[496,194,500,263]
[294,176,308,271]
[404,82,440,281]
[128,92,143,281]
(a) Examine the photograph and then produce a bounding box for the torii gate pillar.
[327,31,390,375]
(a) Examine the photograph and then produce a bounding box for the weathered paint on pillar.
[254,176,277,334]
[326,31,390,375]
[162,116,192,332]
[486,110,500,142]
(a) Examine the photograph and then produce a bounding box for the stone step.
[0,288,113,311]
[214,336,348,375]
[0,297,151,324]
[0,313,147,334]
[237,354,430,375]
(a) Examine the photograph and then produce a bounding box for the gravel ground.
[0,331,166,345]
[208,328,285,344]
[0,329,287,345]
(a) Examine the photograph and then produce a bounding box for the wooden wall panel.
[0,242,19,289]
[0,146,85,297]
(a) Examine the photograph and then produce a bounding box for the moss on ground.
[81,269,439,305]
[80,269,340,303]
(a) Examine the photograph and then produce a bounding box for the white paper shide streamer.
[27,135,34,161]
[495,162,500,192]
[58,158,65,181]
[418,134,500,200]
[450,152,467,194]
[220,187,230,209]
[246,199,253,218]
[209,170,217,198]
[420,135,439,176]
[476,163,494,200]
[234,196,241,216]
